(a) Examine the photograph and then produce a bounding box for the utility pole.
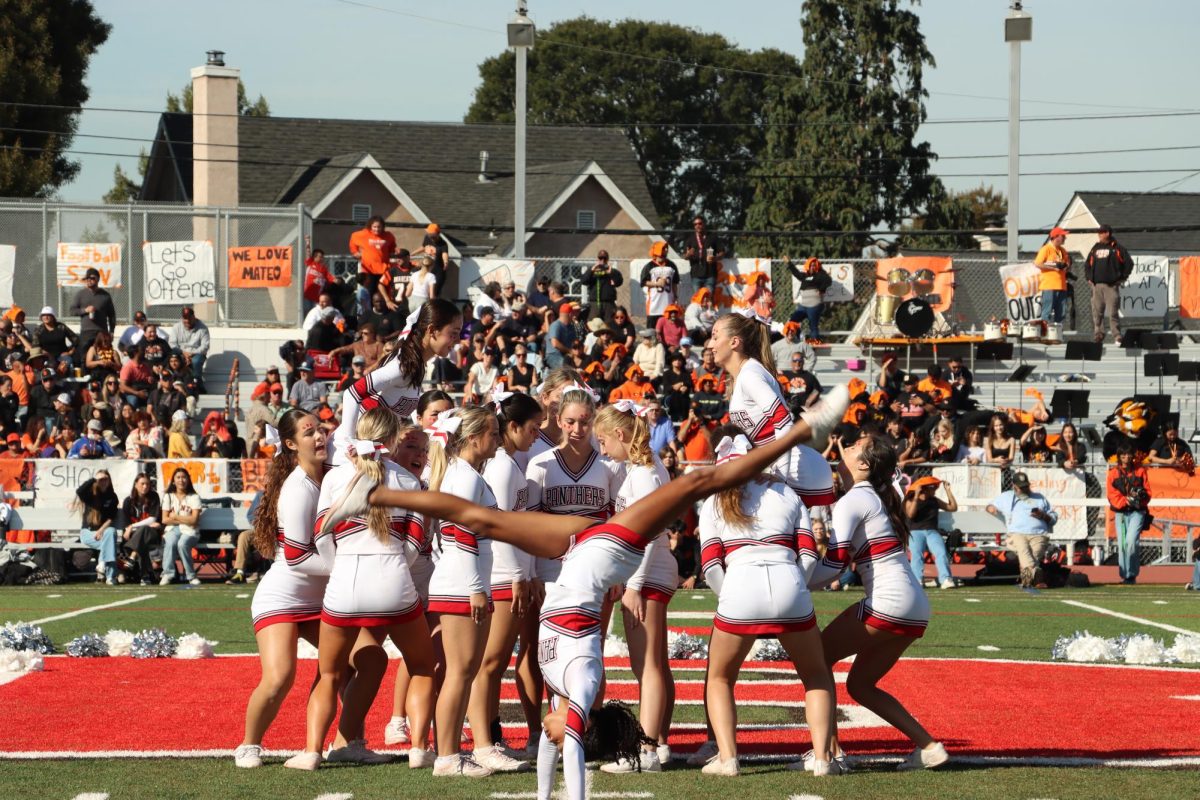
[508,2,535,259]
[1005,1,1032,263]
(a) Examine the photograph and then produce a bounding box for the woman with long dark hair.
[121,473,162,586]
[160,467,202,586]
[75,470,120,584]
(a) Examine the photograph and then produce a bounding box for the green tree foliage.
[0,0,110,197]
[897,183,1008,251]
[465,17,801,229]
[745,0,942,258]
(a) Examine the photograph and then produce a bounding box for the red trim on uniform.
[798,487,837,507]
[427,598,496,616]
[640,585,675,603]
[575,521,647,550]
[320,603,424,628]
[541,609,601,634]
[858,603,926,638]
[491,584,514,602]
[714,615,815,635]
[252,609,321,633]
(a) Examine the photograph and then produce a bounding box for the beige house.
[1053,190,1200,256]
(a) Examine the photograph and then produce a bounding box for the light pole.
[508,2,535,259]
[1005,2,1032,264]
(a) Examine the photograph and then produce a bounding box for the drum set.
[874,268,943,338]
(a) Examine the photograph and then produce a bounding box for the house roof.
[1060,191,1200,252]
[141,114,659,250]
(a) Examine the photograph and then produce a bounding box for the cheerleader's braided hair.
[583,701,656,768]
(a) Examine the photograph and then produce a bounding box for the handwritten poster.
[143,241,216,306]
[998,262,1042,322]
[228,245,293,288]
[1119,256,1170,319]
[158,458,228,497]
[56,243,123,287]
[930,464,1003,504]
[0,245,14,307]
[791,262,854,305]
[459,257,536,305]
[1025,468,1088,542]
[239,459,271,495]
[32,459,141,509]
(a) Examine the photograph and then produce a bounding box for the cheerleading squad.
[233,299,950,795]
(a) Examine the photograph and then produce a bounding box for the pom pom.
[131,628,177,659]
[297,638,319,659]
[0,646,44,675]
[667,630,708,660]
[0,622,56,654]
[748,638,789,662]
[174,633,216,660]
[66,633,110,658]
[604,635,630,658]
[1052,630,1119,663]
[1118,633,1174,665]
[1169,634,1200,664]
[104,629,135,657]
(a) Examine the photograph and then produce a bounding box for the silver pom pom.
[0,622,56,654]
[749,638,789,662]
[131,628,178,659]
[667,630,708,660]
[66,633,110,658]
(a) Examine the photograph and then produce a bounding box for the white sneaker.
[325,738,392,764]
[319,470,379,536]
[686,740,719,766]
[432,752,493,777]
[408,747,435,769]
[159,576,172,586]
[473,745,531,772]
[384,716,411,745]
[939,579,957,589]
[897,742,949,771]
[283,751,322,770]
[790,748,851,773]
[600,749,661,774]
[800,384,850,453]
[233,744,262,768]
[811,758,851,777]
[701,755,739,776]
[188,577,202,586]
[656,744,672,764]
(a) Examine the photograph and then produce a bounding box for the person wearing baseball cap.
[987,472,1058,588]
[34,305,79,369]
[1084,223,1133,345]
[251,365,282,401]
[903,477,958,590]
[543,301,578,371]
[69,265,117,357]
[1035,227,1071,325]
[289,358,325,413]
[68,418,116,459]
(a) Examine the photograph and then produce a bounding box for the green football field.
[1,582,1198,800]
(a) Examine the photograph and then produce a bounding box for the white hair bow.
[714,434,752,464]
[611,399,648,417]
[350,439,389,460]
[398,305,423,340]
[491,387,514,412]
[733,306,772,326]
[564,381,599,403]
[263,424,283,457]
[429,408,463,445]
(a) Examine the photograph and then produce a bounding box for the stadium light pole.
[508,1,535,259]
[1005,2,1032,264]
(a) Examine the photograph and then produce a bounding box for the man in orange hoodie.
[348,215,396,317]
[608,364,656,404]
[1107,443,1151,584]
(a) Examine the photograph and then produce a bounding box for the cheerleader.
[467,392,544,771]
[236,410,329,769]
[697,432,835,777]
[425,406,502,777]
[593,401,676,773]
[318,381,848,800]
[330,298,462,466]
[284,408,436,770]
[514,367,582,472]
[415,388,454,429]
[805,432,947,772]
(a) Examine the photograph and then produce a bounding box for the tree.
[106,80,269,202]
[465,17,801,230]
[744,0,942,259]
[0,0,110,197]
[897,184,1008,251]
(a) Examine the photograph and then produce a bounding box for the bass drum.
[895,297,934,338]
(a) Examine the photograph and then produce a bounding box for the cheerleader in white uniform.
[424,406,503,778]
[415,389,454,431]
[806,433,947,772]
[317,378,849,800]
[466,392,544,772]
[235,410,329,769]
[329,299,461,466]
[593,401,677,774]
[513,367,581,473]
[697,432,835,777]
[708,312,839,504]
[284,408,437,771]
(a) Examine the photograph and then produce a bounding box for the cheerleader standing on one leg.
[236,410,330,768]
[318,380,849,800]
[284,409,437,770]
[697,432,836,777]
[804,433,948,772]
[593,402,677,774]
[425,406,502,778]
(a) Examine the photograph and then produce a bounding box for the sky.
[63,0,1200,248]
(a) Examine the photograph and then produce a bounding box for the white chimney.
[190,51,239,208]
[478,150,492,183]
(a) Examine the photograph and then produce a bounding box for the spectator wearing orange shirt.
[4,352,30,421]
[608,364,656,404]
[917,364,953,404]
[348,215,397,317]
[1036,227,1071,324]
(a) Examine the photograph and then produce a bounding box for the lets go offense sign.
[143,240,216,306]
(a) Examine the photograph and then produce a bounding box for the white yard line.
[70,794,109,800]
[313,794,354,800]
[1172,695,1200,701]
[28,594,156,625]
[1060,600,1199,636]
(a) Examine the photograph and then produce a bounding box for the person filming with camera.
[579,249,623,323]
[1107,443,1152,585]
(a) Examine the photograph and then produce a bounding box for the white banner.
[0,245,14,307]
[33,459,141,509]
[1025,467,1088,542]
[157,458,229,498]
[791,262,854,305]
[459,257,536,307]
[1119,255,1170,319]
[56,243,123,287]
[998,262,1042,323]
[142,240,216,306]
[930,464,1003,504]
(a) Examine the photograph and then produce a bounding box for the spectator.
[904,477,958,590]
[0,376,18,433]
[404,255,438,308]
[496,279,520,319]
[249,419,276,458]
[506,344,537,392]
[682,288,717,345]
[632,329,665,380]
[1107,443,1150,585]
[360,292,404,340]
[50,420,79,458]
[1054,422,1087,469]
[4,305,31,340]
[928,418,959,463]
[898,428,930,470]
[984,414,1016,466]
[744,271,775,320]
[692,374,724,421]
[473,281,504,322]
[667,523,699,590]
[945,355,974,409]
[387,248,414,314]
[305,306,344,352]
[166,409,193,457]
[160,467,202,586]
[421,222,450,298]
[288,359,325,413]
[917,364,953,405]
[68,267,117,356]
[125,410,165,458]
[640,241,680,327]
[691,346,726,395]
[155,376,190,428]
[1035,227,1071,324]
[781,352,821,409]
[876,352,907,398]
[75,470,120,584]
[336,356,368,393]
[958,426,986,465]
[677,337,701,372]
[27,367,59,422]
[0,326,31,366]
[265,383,291,421]
[473,306,502,348]
[608,364,655,404]
[68,418,116,459]
[645,400,677,456]
[0,432,26,462]
[463,347,501,406]
[50,391,81,434]
[679,215,725,294]
[543,303,578,371]
[607,305,637,353]
[1085,224,1132,345]
[138,324,170,370]
[987,471,1057,588]
[200,412,247,459]
[302,240,338,317]
[1148,420,1193,467]
[656,305,687,349]
[579,250,623,322]
[171,306,210,388]
[121,473,163,585]
[350,215,397,316]
[21,416,48,458]
[32,306,77,369]
[786,257,833,341]
[1019,424,1054,464]
[771,322,816,373]
[84,330,122,380]
[250,366,283,402]
[118,310,148,355]
[657,352,693,422]
[658,446,680,479]
[497,302,541,353]
[527,274,552,312]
